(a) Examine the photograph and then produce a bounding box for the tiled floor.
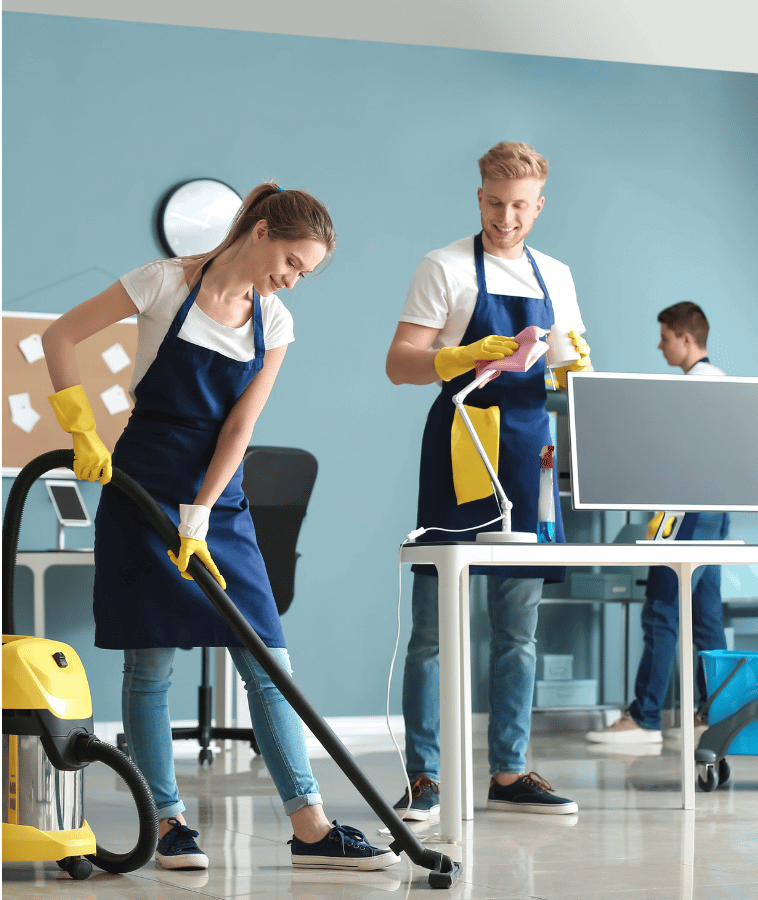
[3,728,757,899]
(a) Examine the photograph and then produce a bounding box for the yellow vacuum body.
[2,634,97,861]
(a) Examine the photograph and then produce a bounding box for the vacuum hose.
[4,450,462,888]
[75,734,158,873]
[2,450,158,875]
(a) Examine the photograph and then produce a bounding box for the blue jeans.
[402,572,543,779]
[122,646,322,819]
[629,513,729,730]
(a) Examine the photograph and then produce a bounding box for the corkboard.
[3,312,138,474]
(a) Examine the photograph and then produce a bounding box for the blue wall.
[4,12,757,720]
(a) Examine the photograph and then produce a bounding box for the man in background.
[587,302,729,744]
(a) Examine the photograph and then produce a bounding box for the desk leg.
[676,563,696,810]
[32,564,45,638]
[459,566,474,821]
[438,550,463,844]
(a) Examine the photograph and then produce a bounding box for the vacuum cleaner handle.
[3,450,462,888]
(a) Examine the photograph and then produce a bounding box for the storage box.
[541,654,574,681]
[570,572,631,600]
[535,679,598,708]
[700,650,758,756]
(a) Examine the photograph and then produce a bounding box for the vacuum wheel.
[718,758,730,787]
[56,856,93,880]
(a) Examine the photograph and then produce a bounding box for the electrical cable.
[384,511,507,840]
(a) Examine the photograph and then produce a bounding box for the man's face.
[658,324,688,368]
[477,177,545,259]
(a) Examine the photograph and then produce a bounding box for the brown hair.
[658,301,709,347]
[478,142,549,185]
[180,182,336,285]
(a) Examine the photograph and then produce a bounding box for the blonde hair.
[478,142,549,185]
[180,182,336,285]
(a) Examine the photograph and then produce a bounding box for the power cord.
[384,512,507,836]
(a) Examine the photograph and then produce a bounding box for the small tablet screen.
[46,481,90,525]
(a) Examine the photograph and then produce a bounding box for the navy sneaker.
[393,775,440,821]
[487,773,578,815]
[289,821,400,871]
[155,817,209,869]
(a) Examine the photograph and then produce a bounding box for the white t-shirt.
[399,235,584,364]
[121,260,294,399]
[686,359,725,376]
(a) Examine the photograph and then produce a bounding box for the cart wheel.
[718,758,730,786]
[199,746,213,765]
[697,764,718,792]
[56,857,70,870]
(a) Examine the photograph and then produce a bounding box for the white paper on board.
[8,393,41,433]
[18,333,45,363]
[101,342,131,374]
[100,384,131,415]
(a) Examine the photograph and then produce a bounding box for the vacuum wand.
[11,451,462,888]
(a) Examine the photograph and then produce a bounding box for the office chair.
[118,446,318,764]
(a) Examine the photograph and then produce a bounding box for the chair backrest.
[241,446,318,616]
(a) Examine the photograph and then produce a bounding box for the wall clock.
[158,179,243,257]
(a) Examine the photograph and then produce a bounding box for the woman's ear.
[252,220,268,242]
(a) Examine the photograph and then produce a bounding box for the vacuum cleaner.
[4,450,463,889]
[3,454,158,880]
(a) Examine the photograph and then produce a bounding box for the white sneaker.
[586,711,663,744]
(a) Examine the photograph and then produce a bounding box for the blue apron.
[414,232,565,581]
[93,268,286,650]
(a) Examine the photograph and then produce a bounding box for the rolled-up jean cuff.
[156,799,186,820]
[282,792,323,816]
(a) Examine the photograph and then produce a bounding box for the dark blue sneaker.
[289,821,400,870]
[155,817,209,869]
[487,772,578,815]
[393,775,440,821]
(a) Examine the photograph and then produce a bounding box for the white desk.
[399,540,758,843]
[16,551,95,638]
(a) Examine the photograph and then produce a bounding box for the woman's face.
[248,222,327,297]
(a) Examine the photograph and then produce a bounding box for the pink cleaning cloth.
[474,325,549,381]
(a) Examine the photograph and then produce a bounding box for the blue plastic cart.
[695,649,758,791]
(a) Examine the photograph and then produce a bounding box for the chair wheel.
[199,746,213,765]
[718,758,730,786]
[697,764,718,792]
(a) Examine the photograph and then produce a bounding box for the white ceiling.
[3,0,758,74]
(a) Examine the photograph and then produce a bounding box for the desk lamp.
[452,325,549,544]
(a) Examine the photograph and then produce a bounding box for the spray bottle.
[537,445,555,543]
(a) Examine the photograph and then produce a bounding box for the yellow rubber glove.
[48,384,112,484]
[434,335,518,382]
[167,505,226,588]
[646,511,676,540]
[168,538,227,589]
[555,331,591,388]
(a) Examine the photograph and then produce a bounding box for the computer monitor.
[566,372,758,513]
